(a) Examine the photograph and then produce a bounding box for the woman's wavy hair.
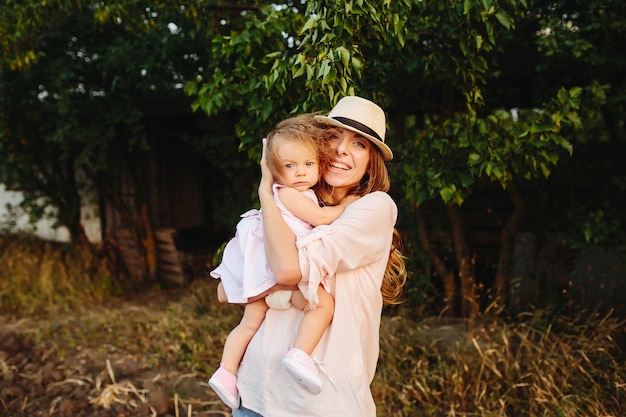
[316,130,407,305]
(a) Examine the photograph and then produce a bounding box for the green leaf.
[300,16,317,35]
[495,12,513,29]
[482,0,494,11]
[468,152,482,165]
[292,64,305,78]
[440,186,456,203]
[351,56,362,73]
[337,46,350,68]
[476,35,484,51]
[463,0,472,15]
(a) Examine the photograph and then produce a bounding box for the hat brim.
[315,115,393,161]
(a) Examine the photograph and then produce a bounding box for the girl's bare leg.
[217,282,228,303]
[220,299,269,374]
[289,287,334,355]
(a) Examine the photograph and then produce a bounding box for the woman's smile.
[329,161,351,171]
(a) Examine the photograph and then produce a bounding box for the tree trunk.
[141,203,157,280]
[494,182,528,304]
[62,198,98,272]
[58,160,93,251]
[68,216,91,247]
[447,204,478,318]
[415,204,457,315]
[88,161,153,281]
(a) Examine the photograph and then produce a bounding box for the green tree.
[186,0,622,316]
[0,1,255,251]
[2,0,623,314]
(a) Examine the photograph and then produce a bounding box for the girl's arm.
[259,139,302,286]
[277,187,358,227]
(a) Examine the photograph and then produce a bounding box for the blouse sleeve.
[296,191,397,307]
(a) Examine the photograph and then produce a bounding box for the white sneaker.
[208,365,240,409]
[281,347,323,394]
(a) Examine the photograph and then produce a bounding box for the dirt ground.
[0,286,234,417]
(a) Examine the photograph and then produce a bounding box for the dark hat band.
[332,116,384,143]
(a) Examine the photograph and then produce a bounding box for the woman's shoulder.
[359,191,395,207]
[350,191,397,218]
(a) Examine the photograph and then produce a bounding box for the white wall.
[0,184,101,243]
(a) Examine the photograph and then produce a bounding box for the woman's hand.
[258,138,302,286]
[246,284,299,303]
[258,138,274,199]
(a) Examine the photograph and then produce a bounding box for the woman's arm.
[259,139,302,286]
[245,284,299,302]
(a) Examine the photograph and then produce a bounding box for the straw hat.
[315,96,393,160]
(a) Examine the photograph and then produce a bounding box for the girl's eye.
[285,163,294,169]
[306,161,315,167]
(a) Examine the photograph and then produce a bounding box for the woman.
[209,114,351,408]
[233,96,407,417]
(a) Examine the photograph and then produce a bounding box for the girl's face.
[323,128,371,197]
[274,134,320,192]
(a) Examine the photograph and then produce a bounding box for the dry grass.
[375,309,626,416]
[0,233,124,315]
[2,234,625,416]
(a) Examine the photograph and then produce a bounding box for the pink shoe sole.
[281,348,323,394]
[208,366,240,409]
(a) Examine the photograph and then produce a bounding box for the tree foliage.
[0,1,254,242]
[1,0,624,315]
[184,0,623,315]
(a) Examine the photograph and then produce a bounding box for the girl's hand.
[339,194,360,206]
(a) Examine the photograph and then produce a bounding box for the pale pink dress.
[210,183,320,304]
[236,192,397,417]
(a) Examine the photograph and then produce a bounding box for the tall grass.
[375,309,626,416]
[0,233,125,315]
[2,236,624,416]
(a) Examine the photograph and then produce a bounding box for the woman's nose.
[335,138,348,155]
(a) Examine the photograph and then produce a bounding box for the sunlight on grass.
[375,308,626,416]
[0,233,128,315]
[1,234,625,416]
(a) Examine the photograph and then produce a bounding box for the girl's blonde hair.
[265,114,334,185]
[316,130,407,305]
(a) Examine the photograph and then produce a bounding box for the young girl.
[209,114,355,409]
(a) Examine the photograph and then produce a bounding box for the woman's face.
[323,127,371,197]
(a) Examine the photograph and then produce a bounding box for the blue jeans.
[232,405,263,417]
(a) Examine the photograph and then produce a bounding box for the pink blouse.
[236,191,398,417]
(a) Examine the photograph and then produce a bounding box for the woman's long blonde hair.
[316,130,407,305]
